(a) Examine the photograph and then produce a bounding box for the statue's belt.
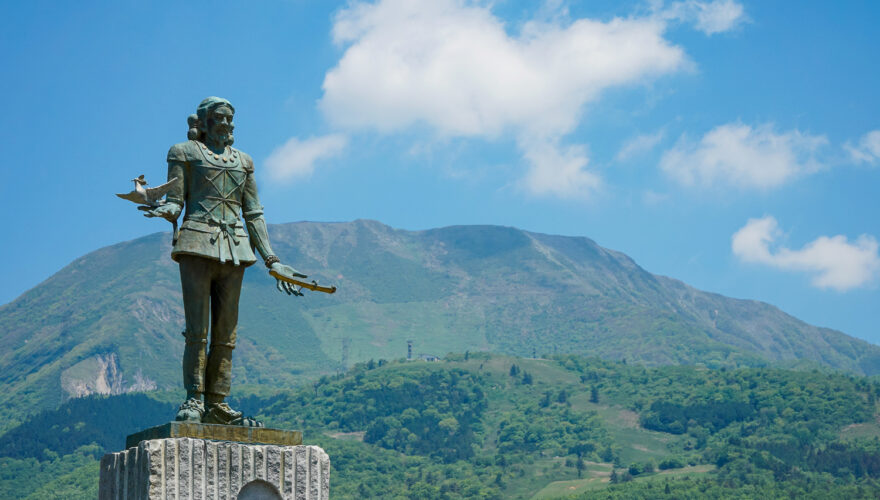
[181,217,246,265]
[181,216,245,246]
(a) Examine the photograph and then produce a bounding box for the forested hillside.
[4,354,880,499]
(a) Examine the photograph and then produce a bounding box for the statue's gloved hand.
[270,262,307,297]
[141,202,181,223]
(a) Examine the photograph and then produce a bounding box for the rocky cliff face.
[60,353,156,398]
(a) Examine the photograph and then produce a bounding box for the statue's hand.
[271,262,307,297]
[141,202,181,222]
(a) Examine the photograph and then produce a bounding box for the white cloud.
[845,130,880,165]
[616,130,665,161]
[323,1,687,137]
[518,137,600,199]
[320,0,694,198]
[657,0,747,35]
[642,189,670,205]
[660,123,828,190]
[264,134,348,181]
[732,216,880,291]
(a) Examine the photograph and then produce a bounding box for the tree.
[576,456,586,478]
[610,469,619,484]
[540,391,552,408]
[557,390,568,404]
[509,364,520,377]
[590,386,599,404]
[357,482,371,497]
[522,372,533,385]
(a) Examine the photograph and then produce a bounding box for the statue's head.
[188,97,235,147]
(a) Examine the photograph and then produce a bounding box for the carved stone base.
[98,437,329,500]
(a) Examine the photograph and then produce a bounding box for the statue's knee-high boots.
[205,262,244,402]
[179,256,213,399]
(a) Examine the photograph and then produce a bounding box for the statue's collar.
[195,140,239,166]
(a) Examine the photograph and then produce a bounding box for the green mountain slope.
[2,220,879,424]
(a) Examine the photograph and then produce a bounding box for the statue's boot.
[175,398,205,422]
[203,402,264,427]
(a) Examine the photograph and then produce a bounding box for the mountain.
[2,220,879,423]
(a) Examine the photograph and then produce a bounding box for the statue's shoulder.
[167,140,199,162]
[232,148,255,173]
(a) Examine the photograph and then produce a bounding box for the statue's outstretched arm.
[143,160,184,222]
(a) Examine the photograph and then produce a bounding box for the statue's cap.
[197,97,234,120]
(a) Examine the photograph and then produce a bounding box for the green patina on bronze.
[125,422,303,449]
[119,97,335,427]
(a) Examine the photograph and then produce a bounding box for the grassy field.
[840,422,880,440]
[530,464,715,498]
[531,462,613,498]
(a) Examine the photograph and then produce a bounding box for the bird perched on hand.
[116,174,178,207]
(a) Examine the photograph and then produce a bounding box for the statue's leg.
[179,256,212,399]
[204,261,244,400]
[202,262,262,426]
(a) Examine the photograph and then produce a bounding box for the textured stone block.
[99,438,329,499]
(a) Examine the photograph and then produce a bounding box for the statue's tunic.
[164,140,275,397]
[166,140,264,267]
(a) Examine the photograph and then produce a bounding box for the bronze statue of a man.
[145,97,304,426]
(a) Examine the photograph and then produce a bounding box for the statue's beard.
[206,128,232,147]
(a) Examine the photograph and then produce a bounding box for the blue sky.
[2,0,879,343]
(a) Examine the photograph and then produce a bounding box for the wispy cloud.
[319,0,739,199]
[660,123,828,190]
[264,134,348,182]
[732,216,880,291]
[616,130,665,161]
[845,130,880,165]
[642,189,670,205]
[655,0,747,35]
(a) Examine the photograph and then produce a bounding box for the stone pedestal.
[125,422,303,450]
[99,437,330,499]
